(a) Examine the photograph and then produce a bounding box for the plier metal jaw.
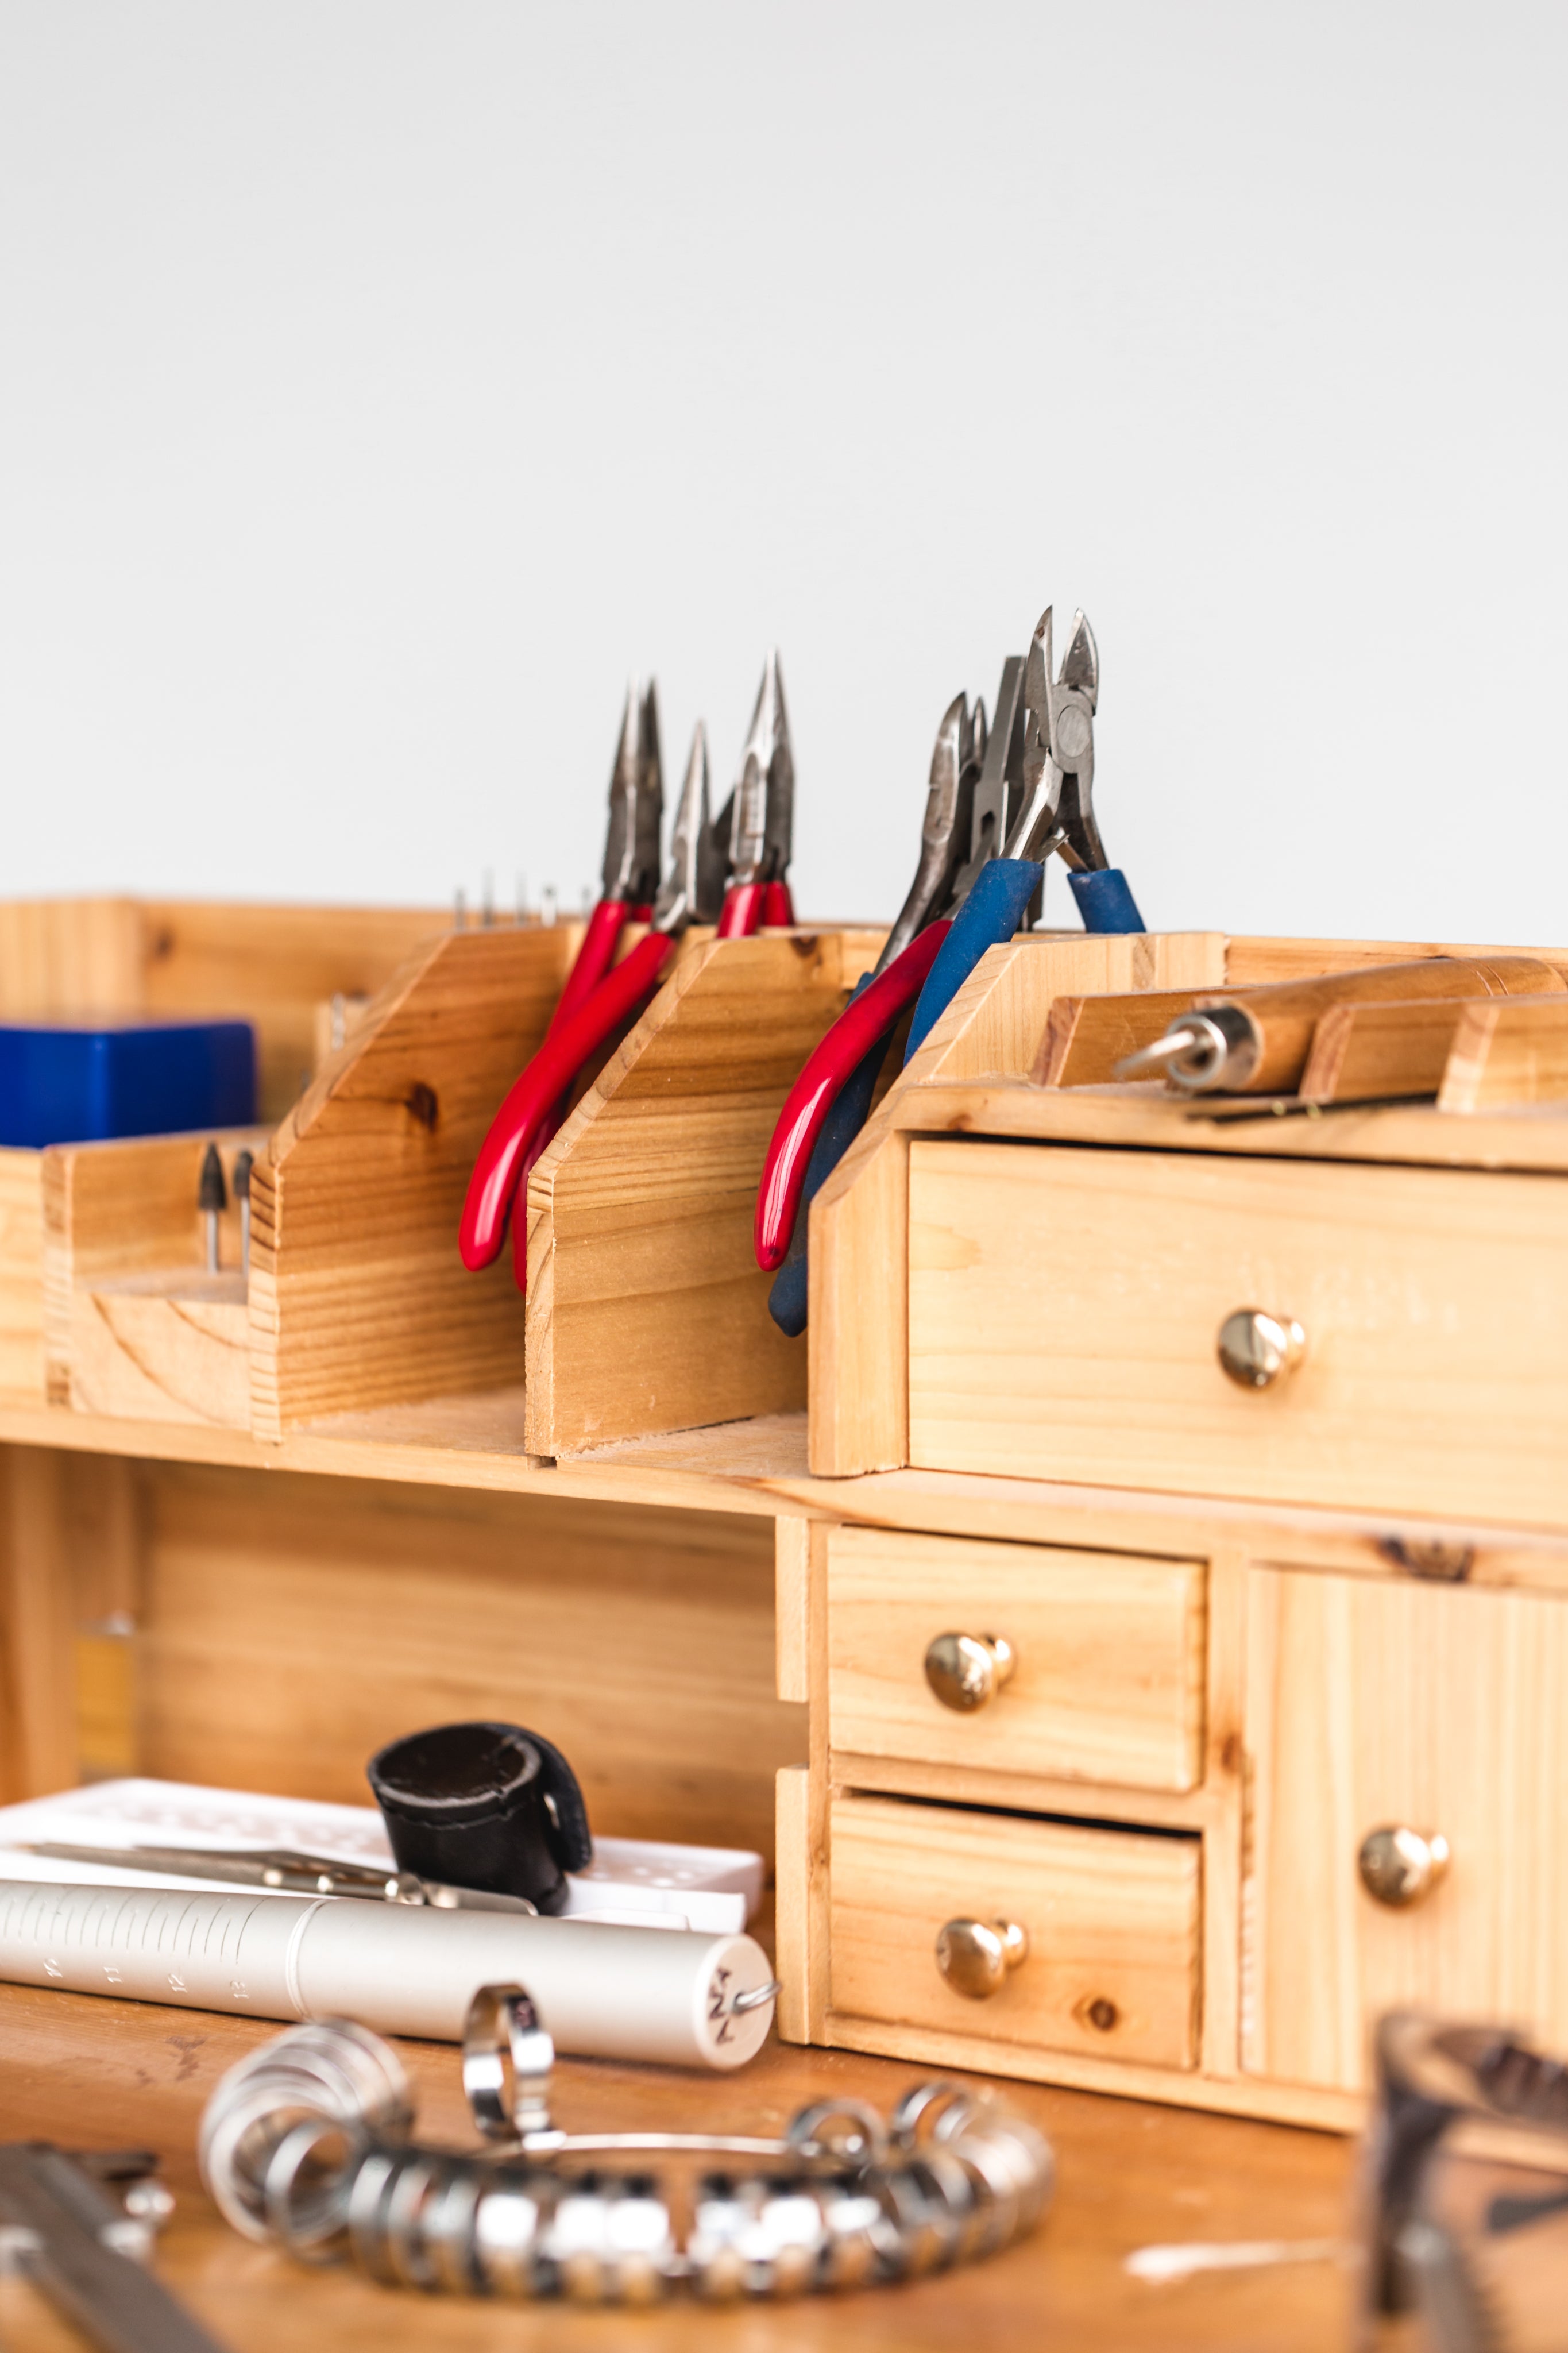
[1003,608,1104,870]
[600,679,665,908]
[881,692,988,971]
[722,650,796,932]
[652,723,728,935]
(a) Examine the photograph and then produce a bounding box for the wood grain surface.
[827,1791,1203,2070]
[1244,1567,1568,2092]
[0,1978,1359,2351]
[907,1137,1568,1527]
[824,1527,1207,1793]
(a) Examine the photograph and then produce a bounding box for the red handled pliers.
[461,652,797,1290]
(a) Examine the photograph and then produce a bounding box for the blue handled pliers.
[759,604,1144,1334]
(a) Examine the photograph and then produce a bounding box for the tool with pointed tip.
[231,1150,253,1276]
[0,2140,229,2353]
[763,691,986,1333]
[197,1144,226,1274]
[720,649,796,935]
[758,607,1146,1326]
[18,1841,538,1913]
[462,717,731,1290]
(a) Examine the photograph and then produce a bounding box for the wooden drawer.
[1245,1568,1568,2094]
[827,1527,1207,1793]
[907,1139,1568,1525]
[828,1792,1201,2069]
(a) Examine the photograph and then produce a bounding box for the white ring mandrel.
[0,1881,776,2069]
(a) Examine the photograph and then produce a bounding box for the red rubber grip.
[762,880,795,927]
[717,882,767,939]
[460,928,677,1274]
[753,921,951,1272]
[547,900,629,1040]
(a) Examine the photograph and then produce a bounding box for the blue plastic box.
[0,1020,257,1149]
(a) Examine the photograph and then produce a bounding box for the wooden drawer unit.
[907,1140,1568,1527]
[827,1527,1207,1794]
[1245,1567,1568,2093]
[828,1792,1202,2070]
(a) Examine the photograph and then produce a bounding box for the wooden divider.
[526,928,886,1457]
[249,923,579,1437]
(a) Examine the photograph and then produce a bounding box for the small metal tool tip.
[1113,1015,1229,1089]
[231,1151,252,1199]
[197,1144,227,1214]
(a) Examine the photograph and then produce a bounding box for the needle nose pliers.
[756,605,1145,1334]
[460,655,795,1291]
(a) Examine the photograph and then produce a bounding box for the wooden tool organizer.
[2,896,886,1452]
[11,906,1568,2158]
[777,927,1568,2129]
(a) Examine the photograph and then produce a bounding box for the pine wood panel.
[908,1139,1568,1527]
[526,930,885,1457]
[1439,993,1568,1111]
[828,1792,1202,2069]
[825,1527,1207,1793]
[41,1130,264,1407]
[1243,1567,1568,2093]
[0,1150,44,1401]
[132,1463,804,1859]
[250,925,576,1436]
[68,1271,250,1427]
[1297,996,1475,1101]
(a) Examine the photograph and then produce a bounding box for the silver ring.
[462,1982,555,2142]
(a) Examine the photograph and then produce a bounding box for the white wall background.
[1,3,1563,940]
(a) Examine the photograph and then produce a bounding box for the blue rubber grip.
[768,976,886,1338]
[905,859,1044,1063]
[1068,866,1146,934]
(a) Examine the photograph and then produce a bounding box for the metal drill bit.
[232,1150,253,1276]
[197,1145,226,1275]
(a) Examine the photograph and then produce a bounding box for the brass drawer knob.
[1217,1309,1307,1390]
[1358,1825,1450,1908]
[924,1633,1016,1713]
[935,1917,1029,1999]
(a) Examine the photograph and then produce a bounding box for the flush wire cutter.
[757,606,1145,1333]
[460,655,795,1290]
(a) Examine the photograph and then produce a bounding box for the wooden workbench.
[0,1980,1357,2350]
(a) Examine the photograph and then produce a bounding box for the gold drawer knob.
[935,1917,1029,1999]
[1217,1308,1307,1390]
[1358,1825,1450,1908]
[924,1633,1016,1713]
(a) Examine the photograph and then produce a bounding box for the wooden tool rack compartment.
[782,925,1568,2131]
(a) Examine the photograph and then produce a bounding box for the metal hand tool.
[461,719,728,1287]
[0,2142,228,2353]
[1113,955,1561,1096]
[719,649,795,935]
[757,608,1145,1321]
[17,1841,538,1912]
[762,691,985,1333]
[556,678,664,1030]
[514,680,664,1200]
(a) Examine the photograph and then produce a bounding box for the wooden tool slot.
[907,1139,1568,1527]
[525,927,884,1456]
[826,1527,1207,1795]
[828,1791,1202,2069]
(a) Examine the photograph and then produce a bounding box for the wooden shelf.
[5,1390,1568,1594]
